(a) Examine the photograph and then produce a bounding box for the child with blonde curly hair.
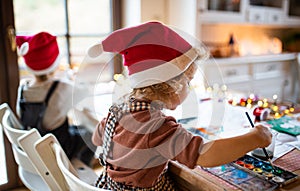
[89,22,272,190]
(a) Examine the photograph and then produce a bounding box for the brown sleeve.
[172,131,203,169]
[148,116,203,169]
[92,117,107,146]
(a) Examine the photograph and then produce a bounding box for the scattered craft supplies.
[267,116,300,136]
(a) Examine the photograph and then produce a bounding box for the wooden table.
[73,93,300,190]
[168,149,300,191]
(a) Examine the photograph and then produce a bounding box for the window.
[13,0,120,81]
[0,126,8,185]
[0,0,120,189]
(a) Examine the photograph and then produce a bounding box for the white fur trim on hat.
[87,43,103,58]
[26,54,61,76]
[130,47,198,88]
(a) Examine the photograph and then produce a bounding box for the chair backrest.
[54,143,106,191]
[0,103,51,191]
[0,103,38,174]
[34,134,70,191]
[0,103,37,174]
[10,142,50,191]
[11,143,37,174]
[18,128,66,191]
[35,134,108,191]
[0,103,25,148]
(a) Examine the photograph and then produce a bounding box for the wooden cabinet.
[196,0,300,26]
[246,6,283,24]
[252,61,284,79]
[197,0,247,24]
[200,53,298,101]
[284,0,300,25]
[205,63,251,84]
[246,0,284,24]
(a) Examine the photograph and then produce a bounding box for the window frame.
[0,0,20,189]
[0,0,121,189]
[15,0,122,76]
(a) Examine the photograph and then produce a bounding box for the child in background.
[89,22,272,190]
[16,32,95,165]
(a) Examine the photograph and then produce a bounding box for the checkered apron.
[95,99,176,190]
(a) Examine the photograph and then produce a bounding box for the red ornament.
[253,106,270,122]
[240,98,247,106]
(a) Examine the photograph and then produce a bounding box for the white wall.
[141,0,167,23]
[121,0,197,36]
[121,0,141,27]
[122,0,167,27]
[167,0,197,37]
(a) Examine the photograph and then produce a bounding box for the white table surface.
[73,91,300,161]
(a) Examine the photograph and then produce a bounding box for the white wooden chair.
[0,103,50,191]
[34,133,109,191]
[18,128,67,190]
[1,103,108,190]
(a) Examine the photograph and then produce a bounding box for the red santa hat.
[16,32,60,76]
[88,21,207,88]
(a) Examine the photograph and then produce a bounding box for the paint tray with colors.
[233,154,299,186]
[203,154,298,190]
[204,164,278,191]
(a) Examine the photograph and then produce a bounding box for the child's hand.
[251,124,272,148]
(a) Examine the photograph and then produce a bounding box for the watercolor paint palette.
[234,155,298,185]
[204,155,298,191]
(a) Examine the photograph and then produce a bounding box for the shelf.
[201,53,298,65]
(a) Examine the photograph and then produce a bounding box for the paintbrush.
[245,111,275,169]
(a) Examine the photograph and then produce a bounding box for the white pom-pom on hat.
[17,42,29,56]
[87,43,103,58]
